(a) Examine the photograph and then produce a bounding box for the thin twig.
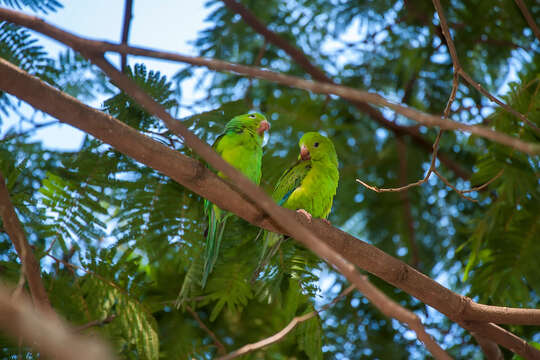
[186,305,227,356]
[75,314,117,332]
[514,0,540,43]
[217,285,355,360]
[46,253,124,293]
[2,120,59,142]
[120,0,134,71]
[458,69,539,134]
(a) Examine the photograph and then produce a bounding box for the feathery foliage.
[0,0,539,359]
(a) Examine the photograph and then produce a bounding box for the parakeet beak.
[257,120,270,135]
[300,144,310,160]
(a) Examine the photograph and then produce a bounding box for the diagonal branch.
[2,55,540,358]
[353,276,452,360]
[221,0,470,180]
[0,8,537,155]
[514,0,540,43]
[186,305,227,356]
[218,285,355,360]
[0,172,53,315]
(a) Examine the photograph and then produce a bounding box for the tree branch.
[0,172,53,314]
[0,8,536,155]
[353,276,452,360]
[221,0,471,180]
[218,285,355,360]
[2,52,540,359]
[75,314,117,333]
[120,0,134,71]
[0,284,115,360]
[471,332,504,360]
[514,0,540,43]
[186,305,227,356]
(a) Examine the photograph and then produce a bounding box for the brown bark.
[0,172,53,315]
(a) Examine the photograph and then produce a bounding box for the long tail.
[202,202,229,288]
[251,231,284,283]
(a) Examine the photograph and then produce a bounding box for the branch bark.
[0,171,53,315]
[514,0,540,43]
[0,8,537,155]
[120,0,134,71]
[0,284,115,360]
[2,58,540,359]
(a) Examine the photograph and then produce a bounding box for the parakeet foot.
[296,209,313,223]
[322,218,331,225]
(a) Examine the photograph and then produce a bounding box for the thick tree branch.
[2,59,540,359]
[0,284,115,360]
[0,172,53,314]
[514,0,540,43]
[221,0,471,180]
[0,8,537,155]
[120,0,134,71]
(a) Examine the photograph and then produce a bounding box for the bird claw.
[321,218,331,225]
[296,209,313,223]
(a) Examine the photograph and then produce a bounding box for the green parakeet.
[254,132,339,278]
[202,112,270,287]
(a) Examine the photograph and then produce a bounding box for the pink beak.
[300,144,310,160]
[257,120,270,135]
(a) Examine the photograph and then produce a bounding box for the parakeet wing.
[272,159,311,206]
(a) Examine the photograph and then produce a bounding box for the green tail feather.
[251,230,285,282]
[202,203,229,288]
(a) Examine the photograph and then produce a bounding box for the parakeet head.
[226,112,270,136]
[298,132,338,166]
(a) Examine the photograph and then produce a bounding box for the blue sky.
[2,1,211,149]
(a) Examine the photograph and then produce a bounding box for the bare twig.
[2,53,540,359]
[0,284,115,360]
[0,9,537,155]
[46,253,124,293]
[2,120,59,141]
[120,0,134,71]
[0,172,53,314]
[514,0,540,43]
[218,285,355,360]
[186,305,227,356]
[75,315,117,332]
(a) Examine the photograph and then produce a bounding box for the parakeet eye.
[314,142,319,148]
[248,114,256,119]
